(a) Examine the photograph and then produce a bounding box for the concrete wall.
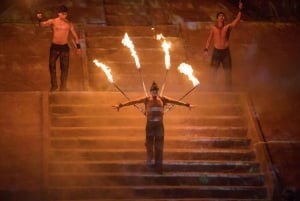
[0,92,46,200]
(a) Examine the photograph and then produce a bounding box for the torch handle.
[164,85,198,113]
[113,83,145,115]
[160,70,169,96]
[138,69,148,97]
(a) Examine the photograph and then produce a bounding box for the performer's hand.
[36,12,43,20]
[76,48,81,55]
[186,103,195,111]
[238,1,243,10]
[204,51,208,57]
[112,104,121,111]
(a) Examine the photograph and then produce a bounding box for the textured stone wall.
[0,92,46,200]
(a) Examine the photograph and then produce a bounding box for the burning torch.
[165,63,200,113]
[122,33,148,96]
[93,59,144,114]
[156,34,171,96]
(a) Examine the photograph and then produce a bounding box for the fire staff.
[113,82,192,174]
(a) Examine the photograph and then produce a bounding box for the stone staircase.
[43,2,274,200]
[46,91,271,200]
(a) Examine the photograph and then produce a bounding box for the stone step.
[105,14,151,26]
[48,173,265,187]
[46,199,270,201]
[87,72,194,92]
[50,104,243,116]
[50,126,248,138]
[104,0,145,5]
[104,5,148,15]
[88,61,195,76]
[147,8,171,25]
[49,149,256,161]
[47,186,267,200]
[48,161,260,174]
[83,25,180,37]
[48,92,242,105]
[86,36,183,49]
[50,115,247,127]
[86,48,186,63]
[50,137,251,150]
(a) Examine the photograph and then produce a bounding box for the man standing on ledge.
[37,5,81,91]
[113,82,192,174]
[204,1,243,91]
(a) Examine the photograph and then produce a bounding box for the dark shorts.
[146,121,164,137]
[50,43,69,52]
[211,48,232,70]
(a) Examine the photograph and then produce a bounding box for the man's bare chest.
[54,21,70,31]
[213,27,229,36]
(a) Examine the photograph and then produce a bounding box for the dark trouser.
[210,48,232,91]
[145,121,164,172]
[49,43,70,90]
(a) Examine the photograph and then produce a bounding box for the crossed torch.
[122,33,148,96]
[156,34,171,96]
[93,59,145,114]
[165,62,200,113]
[94,33,200,114]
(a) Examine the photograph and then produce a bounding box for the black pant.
[210,48,232,90]
[145,121,164,171]
[49,43,70,90]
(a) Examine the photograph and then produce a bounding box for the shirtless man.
[204,1,243,91]
[37,5,81,91]
[113,82,191,174]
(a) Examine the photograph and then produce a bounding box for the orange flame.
[156,33,165,40]
[178,63,200,87]
[122,33,140,69]
[156,34,171,70]
[93,59,113,83]
[162,40,171,70]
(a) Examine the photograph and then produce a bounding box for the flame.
[178,63,200,87]
[156,33,165,40]
[156,34,171,70]
[122,33,140,69]
[93,59,113,83]
[162,40,171,70]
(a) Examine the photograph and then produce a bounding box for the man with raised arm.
[37,5,81,91]
[204,1,243,91]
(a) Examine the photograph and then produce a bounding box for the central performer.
[113,81,192,174]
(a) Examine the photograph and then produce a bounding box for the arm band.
[76,43,81,49]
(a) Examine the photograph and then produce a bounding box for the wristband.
[76,43,81,49]
[204,48,208,52]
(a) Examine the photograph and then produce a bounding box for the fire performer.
[36,5,81,91]
[204,1,243,91]
[113,82,191,174]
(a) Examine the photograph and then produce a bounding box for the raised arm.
[229,1,243,28]
[36,12,54,27]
